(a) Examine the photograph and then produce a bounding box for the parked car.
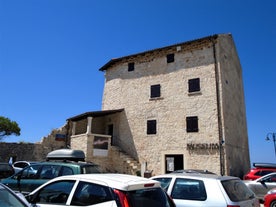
[25,173,176,207]
[244,163,276,180]
[244,172,276,202]
[12,161,38,174]
[264,188,276,207]
[0,183,32,207]
[1,149,101,195]
[152,172,259,207]
[172,169,216,174]
[0,163,15,180]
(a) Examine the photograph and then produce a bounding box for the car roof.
[30,161,98,166]
[152,172,239,181]
[44,173,161,191]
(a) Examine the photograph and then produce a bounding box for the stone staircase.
[110,146,141,175]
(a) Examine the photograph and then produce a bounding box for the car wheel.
[270,201,276,207]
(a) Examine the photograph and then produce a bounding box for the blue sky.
[0,0,275,165]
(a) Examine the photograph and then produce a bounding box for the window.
[39,165,61,179]
[20,165,41,179]
[128,62,135,71]
[186,116,198,132]
[147,120,157,134]
[150,84,161,98]
[33,180,75,204]
[188,78,200,93]
[71,181,113,206]
[171,178,207,201]
[167,53,174,63]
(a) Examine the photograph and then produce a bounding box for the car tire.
[270,200,276,207]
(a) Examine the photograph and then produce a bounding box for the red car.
[264,188,276,207]
[244,163,276,180]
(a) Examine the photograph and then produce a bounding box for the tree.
[0,116,21,140]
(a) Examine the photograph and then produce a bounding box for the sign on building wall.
[93,136,109,156]
[55,134,66,141]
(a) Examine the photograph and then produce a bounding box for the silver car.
[244,172,276,202]
[152,172,259,207]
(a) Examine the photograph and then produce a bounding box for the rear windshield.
[127,187,174,207]
[81,165,102,173]
[221,179,255,202]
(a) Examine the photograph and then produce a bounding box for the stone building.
[66,33,250,178]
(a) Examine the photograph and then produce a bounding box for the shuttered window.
[167,53,174,63]
[147,120,157,134]
[188,78,200,93]
[186,116,198,132]
[150,84,161,98]
[128,62,135,71]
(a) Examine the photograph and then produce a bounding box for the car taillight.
[113,189,130,207]
[144,183,155,187]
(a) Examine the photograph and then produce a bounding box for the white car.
[12,161,38,173]
[26,173,176,207]
[151,172,259,207]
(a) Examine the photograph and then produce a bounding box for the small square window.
[188,78,200,93]
[186,116,198,132]
[150,84,161,98]
[167,53,174,63]
[147,120,157,134]
[128,62,135,71]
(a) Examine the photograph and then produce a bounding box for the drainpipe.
[212,36,225,176]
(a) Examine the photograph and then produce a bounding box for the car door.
[254,174,276,199]
[27,180,117,207]
[2,164,42,194]
[27,180,76,207]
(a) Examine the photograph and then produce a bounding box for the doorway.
[165,154,183,173]
[107,124,114,146]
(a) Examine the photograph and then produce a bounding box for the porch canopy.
[67,109,124,121]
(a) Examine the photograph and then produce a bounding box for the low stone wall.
[0,142,46,162]
[0,125,68,162]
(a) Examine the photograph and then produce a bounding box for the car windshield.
[127,187,174,207]
[0,187,27,207]
[221,179,255,202]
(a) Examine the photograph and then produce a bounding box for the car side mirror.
[25,194,36,204]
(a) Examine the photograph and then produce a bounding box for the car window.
[262,174,276,182]
[38,165,61,179]
[126,187,174,207]
[0,187,27,207]
[60,166,74,176]
[222,179,255,202]
[153,177,172,190]
[71,181,113,206]
[14,162,28,168]
[33,180,75,204]
[256,170,275,176]
[20,165,41,179]
[171,178,207,201]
